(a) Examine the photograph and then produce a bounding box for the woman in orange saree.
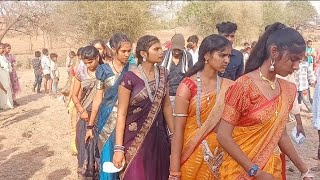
[169,34,233,180]
[217,22,314,180]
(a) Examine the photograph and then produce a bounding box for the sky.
[311,1,320,14]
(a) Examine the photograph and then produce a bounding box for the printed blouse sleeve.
[222,82,249,125]
[120,71,133,91]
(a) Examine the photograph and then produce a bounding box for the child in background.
[50,53,60,96]
[32,51,42,93]
[295,55,316,113]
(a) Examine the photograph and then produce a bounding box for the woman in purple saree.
[112,35,174,180]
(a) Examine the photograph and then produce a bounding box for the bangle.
[169,132,174,139]
[114,149,125,153]
[170,171,181,176]
[114,145,125,151]
[168,175,180,180]
[301,169,310,178]
[173,113,188,118]
[86,125,94,129]
[80,109,86,114]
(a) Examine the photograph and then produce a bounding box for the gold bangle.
[170,171,181,176]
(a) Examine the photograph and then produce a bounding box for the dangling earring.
[205,59,208,64]
[143,56,147,62]
[269,58,275,71]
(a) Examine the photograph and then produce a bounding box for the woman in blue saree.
[87,33,132,179]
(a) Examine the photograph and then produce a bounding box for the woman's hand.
[113,151,125,169]
[80,111,89,121]
[85,129,94,142]
[296,124,306,137]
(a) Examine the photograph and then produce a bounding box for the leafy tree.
[284,0,318,29]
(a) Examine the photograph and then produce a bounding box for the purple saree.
[119,66,170,180]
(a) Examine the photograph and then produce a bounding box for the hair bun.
[266,22,287,32]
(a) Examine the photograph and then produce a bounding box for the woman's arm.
[217,120,274,179]
[278,128,309,174]
[169,83,190,175]
[87,89,104,126]
[71,78,88,121]
[113,85,131,168]
[163,84,174,132]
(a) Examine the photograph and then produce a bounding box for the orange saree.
[179,77,233,180]
[220,75,296,180]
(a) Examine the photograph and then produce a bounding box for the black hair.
[109,33,131,52]
[42,48,49,55]
[265,25,271,31]
[3,43,11,48]
[187,35,199,44]
[81,45,103,64]
[244,42,250,46]
[90,39,107,59]
[136,35,160,65]
[251,41,257,48]
[245,22,306,74]
[307,40,312,43]
[216,21,238,34]
[50,53,58,59]
[184,34,231,77]
[69,51,76,57]
[35,51,41,57]
[77,47,83,57]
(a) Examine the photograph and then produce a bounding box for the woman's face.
[0,46,4,54]
[275,50,303,77]
[4,46,11,54]
[94,43,105,57]
[207,45,232,72]
[114,42,132,64]
[83,56,99,72]
[145,42,163,64]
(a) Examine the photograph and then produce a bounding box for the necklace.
[138,65,159,102]
[259,68,277,90]
[196,72,221,105]
[112,60,123,74]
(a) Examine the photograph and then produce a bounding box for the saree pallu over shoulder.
[95,63,129,180]
[220,78,296,180]
[180,78,234,180]
[121,66,167,179]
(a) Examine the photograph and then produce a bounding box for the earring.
[205,59,208,64]
[269,58,275,71]
[143,56,146,62]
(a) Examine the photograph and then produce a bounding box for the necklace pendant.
[271,83,276,90]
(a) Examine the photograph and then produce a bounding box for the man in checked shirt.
[294,55,316,113]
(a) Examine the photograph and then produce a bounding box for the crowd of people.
[2,21,320,180]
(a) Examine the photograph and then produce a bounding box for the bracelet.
[170,171,181,176]
[114,145,125,151]
[80,109,86,114]
[173,113,188,118]
[86,125,94,129]
[301,169,310,179]
[114,149,125,153]
[168,175,180,180]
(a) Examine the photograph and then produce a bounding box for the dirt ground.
[0,68,320,179]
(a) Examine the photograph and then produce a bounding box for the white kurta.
[0,55,13,109]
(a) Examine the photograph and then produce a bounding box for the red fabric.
[70,67,76,77]
[281,153,286,180]
[181,77,197,98]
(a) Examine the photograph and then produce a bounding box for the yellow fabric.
[220,96,289,180]
[181,93,220,180]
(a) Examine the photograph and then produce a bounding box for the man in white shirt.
[50,53,60,95]
[187,35,199,65]
[41,48,51,94]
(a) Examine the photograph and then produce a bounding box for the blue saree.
[96,63,130,180]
